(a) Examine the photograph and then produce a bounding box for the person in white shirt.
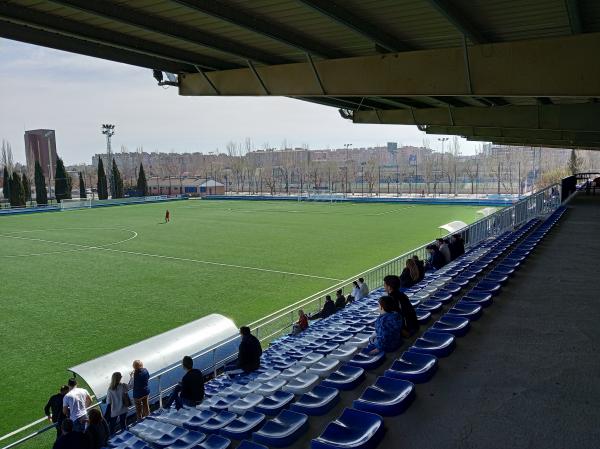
[62,378,92,432]
[359,278,369,298]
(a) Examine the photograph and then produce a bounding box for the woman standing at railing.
[106,372,129,434]
[128,360,150,420]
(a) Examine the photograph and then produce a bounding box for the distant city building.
[24,129,57,178]
[387,142,398,153]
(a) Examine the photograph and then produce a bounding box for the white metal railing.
[0,182,561,449]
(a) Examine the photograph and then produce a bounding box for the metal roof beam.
[0,3,235,71]
[464,136,600,149]
[297,0,411,52]
[423,125,600,142]
[0,20,194,73]
[49,0,289,65]
[352,103,600,131]
[565,0,583,34]
[426,0,489,44]
[179,32,600,97]
[172,0,346,59]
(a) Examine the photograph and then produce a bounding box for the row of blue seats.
[308,208,566,449]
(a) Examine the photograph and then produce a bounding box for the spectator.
[345,293,355,304]
[425,244,446,270]
[309,295,336,320]
[366,296,403,354]
[334,289,346,309]
[437,238,451,263]
[85,409,109,449]
[128,360,150,420]
[237,326,262,373]
[45,385,69,440]
[292,309,309,335]
[350,281,360,301]
[53,419,90,449]
[384,275,419,337]
[359,278,369,298]
[399,259,420,289]
[106,372,129,435]
[164,356,205,409]
[62,378,92,433]
[412,255,425,281]
[454,234,465,257]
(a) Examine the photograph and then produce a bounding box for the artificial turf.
[0,199,481,437]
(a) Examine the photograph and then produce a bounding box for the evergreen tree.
[79,172,87,199]
[22,173,32,203]
[54,157,72,202]
[136,162,148,196]
[568,149,582,175]
[10,172,25,207]
[112,158,124,198]
[97,158,108,200]
[34,161,48,205]
[2,166,10,201]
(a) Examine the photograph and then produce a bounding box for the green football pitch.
[0,199,481,437]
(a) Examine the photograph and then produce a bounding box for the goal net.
[60,198,92,210]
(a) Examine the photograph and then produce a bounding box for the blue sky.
[0,39,480,165]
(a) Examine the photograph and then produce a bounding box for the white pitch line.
[367,205,417,216]
[0,233,341,282]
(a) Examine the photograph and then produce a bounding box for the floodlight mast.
[101,124,116,197]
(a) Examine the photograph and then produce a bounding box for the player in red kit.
[165,210,170,223]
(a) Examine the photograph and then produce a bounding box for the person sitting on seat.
[237,326,262,373]
[309,295,336,320]
[164,356,205,409]
[384,274,419,337]
[399,259,421,289]
[53,419,90,449]
[292,309,309,335]
[334,289,346,309]
[358,278,369,298]
[437,238,452,263]
[412,255,425,281]
[350,281,360,301]
[85,409,109,449]
[425,244,446,270]
[367,296,403,354]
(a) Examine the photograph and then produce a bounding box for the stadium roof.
[2,0,600,148]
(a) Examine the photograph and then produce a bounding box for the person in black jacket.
[237,326,263,373]
[334,289,346,309]
[53,419,90,449]
[425,244,446,270]
[412,255,425,281]
[384,275,419,337]
[399,259,421,289]
[450,234,465,258]
[309,295,336,320]
[164,356,205,409]
[45,385,69,439]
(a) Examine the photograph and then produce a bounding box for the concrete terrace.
[290,193,600,449]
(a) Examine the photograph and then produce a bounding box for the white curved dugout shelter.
[477,207,498,217]
[69,313,239,401]
[439,221,468,235]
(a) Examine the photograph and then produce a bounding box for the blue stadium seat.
[307,357,341,378]
[252,409,309,448]
[346,333,371,349]
[446,302,483,320]
[353,376,415,416]
[255,378,286,396]
[484,273,509,284]
[219,411,266,440]
[417,300,443,313]
[237,440,268,449]
[283,372,320,395]
[152,428,199,448]
[279,364,306,380]
[290,385,340,415]
[328,344,359,362]
[462,291,493,307]
[229,394,264,414]
[472,281,501,295]
[297,352,325,366]
[321,364,365,390]
[431,315,470,337]
[416,310,432,324]
[311,408,384,449]
[182,410,217,431]
[207,395,241,412]
[429,292,454,303]
[199,411,237,434]
[347,350,386,370]
[162,430,206,449]
[254,391,295,416]
[314,342,340,355]
[408,331,455,358]
[196,434,231,449]
[384,352,438,383]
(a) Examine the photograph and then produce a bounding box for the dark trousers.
[108,413,127,435]
[54,420,63,440]
[163,385,197,410]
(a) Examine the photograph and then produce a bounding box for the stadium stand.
[93,204,567,449]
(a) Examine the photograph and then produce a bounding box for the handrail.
[0,182,561,449]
